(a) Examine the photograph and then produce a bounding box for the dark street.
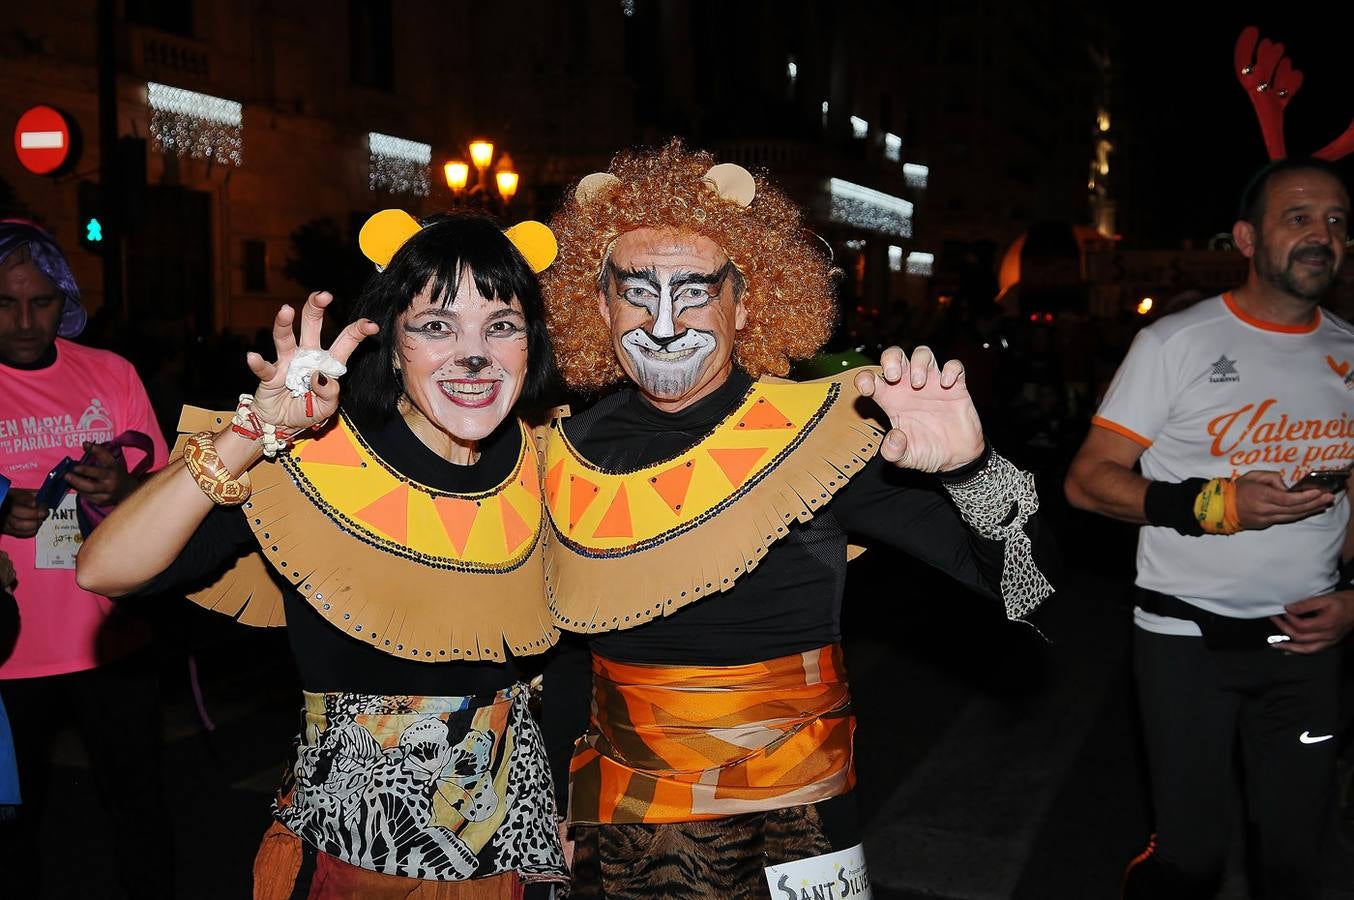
[25,493,1354,898]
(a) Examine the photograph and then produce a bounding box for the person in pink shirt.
[0,220,169,896]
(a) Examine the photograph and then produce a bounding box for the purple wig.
[0,218,86,338]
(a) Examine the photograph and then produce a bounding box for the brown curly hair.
[542,140,837,392]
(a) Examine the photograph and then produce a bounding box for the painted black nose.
[648,331,686,350]
[460,355,490,372]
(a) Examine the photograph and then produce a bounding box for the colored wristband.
[1193,477,1241,535]
[1143,478,1208,536]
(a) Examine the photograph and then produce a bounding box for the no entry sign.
[14,106,74,175]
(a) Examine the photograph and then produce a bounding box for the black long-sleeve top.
[541,368,1050,800]
[137,414,528,697]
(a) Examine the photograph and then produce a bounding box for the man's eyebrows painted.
[608,260,734,291]
[669,260,735,290]
[610,264,658,291]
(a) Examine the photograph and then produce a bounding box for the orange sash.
[568,644,855,824]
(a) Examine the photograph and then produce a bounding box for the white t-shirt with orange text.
[1094,293,1354,635]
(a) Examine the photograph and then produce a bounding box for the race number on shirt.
[764,843,871,899]
[34,493,81,570]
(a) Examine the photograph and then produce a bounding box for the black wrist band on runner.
[936,441,992,484]
[1143,478,1208,536]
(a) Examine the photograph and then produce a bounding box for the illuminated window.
[368,132,431,196]
[903,163,929,189]
[888,245,903,272]
[884,133,902,162]
[850,116,869,139]
[906,251,934,277]
[147,81,243,166]
[787,58,798,87]
[828,178,913,238]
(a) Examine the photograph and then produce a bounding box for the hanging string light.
[147,81,243,166]
[828,178,913,238]
[368,132,431,197]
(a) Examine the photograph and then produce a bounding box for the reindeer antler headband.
[1234,26,1354,161]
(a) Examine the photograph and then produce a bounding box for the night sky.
[1112,3,1354,248]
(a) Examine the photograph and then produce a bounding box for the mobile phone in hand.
[35,456,76,509]
[1289,468,1351,494]
[0,473,10,508]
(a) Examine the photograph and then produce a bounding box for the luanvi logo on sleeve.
[1208,355,1240,384]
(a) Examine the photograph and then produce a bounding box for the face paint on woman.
[396,272,529,462]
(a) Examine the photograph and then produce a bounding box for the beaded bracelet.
[232,393,329,459]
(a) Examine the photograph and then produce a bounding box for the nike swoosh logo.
[1300,731,1334,744]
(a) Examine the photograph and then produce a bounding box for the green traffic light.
[85,218,102,242]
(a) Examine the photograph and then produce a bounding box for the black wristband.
[1143,478,1208,536]
[936,441,992,484]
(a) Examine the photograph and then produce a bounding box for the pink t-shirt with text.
[0,338,167,678]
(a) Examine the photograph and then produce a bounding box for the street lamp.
[469,139,494,171]
[495,169,519,202]
[445,140,520,208]
[443,161,469,192]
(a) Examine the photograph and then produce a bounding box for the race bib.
[764,843,871,900]
[34,493,81,570]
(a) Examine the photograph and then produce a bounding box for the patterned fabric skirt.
[253,820,530,899]
[568,643,856,824]
[270,685,567,887]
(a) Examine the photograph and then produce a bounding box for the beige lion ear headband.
[574,162,757,207]
[358,209,559,274]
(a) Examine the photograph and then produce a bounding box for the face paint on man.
[597,228,747,412]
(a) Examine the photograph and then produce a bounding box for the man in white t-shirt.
[1066,158,1354,899]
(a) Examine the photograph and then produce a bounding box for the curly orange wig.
[542,140,836,392]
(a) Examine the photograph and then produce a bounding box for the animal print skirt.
[272,685,568,885]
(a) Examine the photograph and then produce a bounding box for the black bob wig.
[342,212,557,425]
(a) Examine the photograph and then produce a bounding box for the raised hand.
[247,291,378,431]
[853,345,985,473]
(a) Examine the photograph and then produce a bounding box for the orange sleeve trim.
[1091,416,1153,449]
[1222,291,1321,334]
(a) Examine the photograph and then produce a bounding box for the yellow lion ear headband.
[357,209,559,274]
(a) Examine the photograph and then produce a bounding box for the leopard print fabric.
[273,686,567,886]
[570,803,833,899]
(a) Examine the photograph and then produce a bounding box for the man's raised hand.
[853,345,985,473]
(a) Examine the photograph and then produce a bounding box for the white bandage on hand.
[284,349,347,398]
